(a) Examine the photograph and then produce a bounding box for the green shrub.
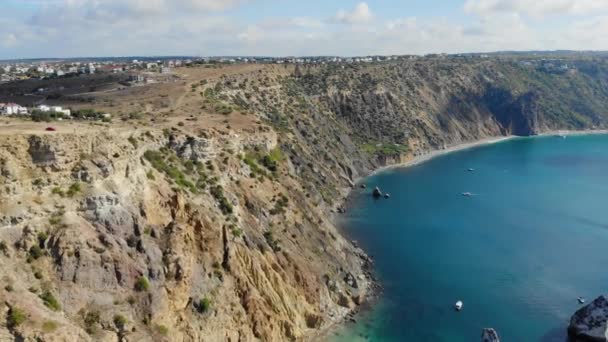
[269,194,289,216]
[29,245,43,260]
[49,214,62,226]
[51,187,65,197]
[40,291,61,311]
[263,231,281,252]
[214,103,233,115]
[83,310,101,333]
[113,314,128,330]
[66,183,81,197]
[210,186,233,215]
[128,136,138,148]
[42,320,58,332]
[231,228,243,237]
[156,324,169,336]
[7,307,26,328]
[134,276,150,292]
[196,297,212,313]
[37,231,48,248]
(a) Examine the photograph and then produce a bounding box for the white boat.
[468,168,475,172]
[455,300,463,311]
[578,297,586,304]
[462,192,473,197]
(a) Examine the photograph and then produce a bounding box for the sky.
[1,0,608,59]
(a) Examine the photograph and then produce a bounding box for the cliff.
[2,57,608,341]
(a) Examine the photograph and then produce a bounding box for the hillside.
[1,57,608,341]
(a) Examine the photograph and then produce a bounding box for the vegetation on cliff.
[2,57,608,341]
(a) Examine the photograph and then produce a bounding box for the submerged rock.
[481,328,500,342]
[568,295,608,341]
[372,187,382,198]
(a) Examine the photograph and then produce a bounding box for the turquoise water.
[334,135,608,342]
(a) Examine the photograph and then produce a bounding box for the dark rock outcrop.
[372,187,382,198]
[568,295,608,341]
[482,328,500,342]
[28,136,57,167]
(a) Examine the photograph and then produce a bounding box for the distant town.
[1,51,605,118]
[2,51,603,84]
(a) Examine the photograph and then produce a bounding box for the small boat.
[455,300,463,311]
[462,192,473,197]
[468,168,475,172]
[384,193,391,199]
[578,297,586,304]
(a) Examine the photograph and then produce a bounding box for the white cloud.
[238,25,264,43]
[291,17,324,29]
[333,2,373,24]
[1,33,18,47]
[464,0,608,17]
[177,0,250,11]
[2,0,608,59]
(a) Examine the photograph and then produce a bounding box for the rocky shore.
[4,57,608,340]
[568,295,608,342]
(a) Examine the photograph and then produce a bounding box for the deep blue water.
[333,135,608,342]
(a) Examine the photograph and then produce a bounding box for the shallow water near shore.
[333,134,608,342]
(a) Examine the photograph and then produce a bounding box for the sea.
[332,134,608,342]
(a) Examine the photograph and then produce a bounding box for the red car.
[45,127,56,132]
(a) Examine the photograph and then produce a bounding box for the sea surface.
[333,134,608,342]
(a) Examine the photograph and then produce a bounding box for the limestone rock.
[28,136,57,167]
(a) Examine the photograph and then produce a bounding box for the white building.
[37,105,71,117]
[1,103,28,115]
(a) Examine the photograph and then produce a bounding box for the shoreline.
[324,129,608,341]
[367,129,608,179]
[369,135,516,177]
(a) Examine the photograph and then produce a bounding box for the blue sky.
[1,0,608,59]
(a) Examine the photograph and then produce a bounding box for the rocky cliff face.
[0,128,373,341]
[2,58,608,341]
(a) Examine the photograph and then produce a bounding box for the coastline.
[321,135,517,341]
[368,129,608,179]
[325,129,608,341]
[369,135,516,177]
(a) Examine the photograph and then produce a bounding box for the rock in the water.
[568,295,608,341]
[481,328,500,342]
[372,187,382,198]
